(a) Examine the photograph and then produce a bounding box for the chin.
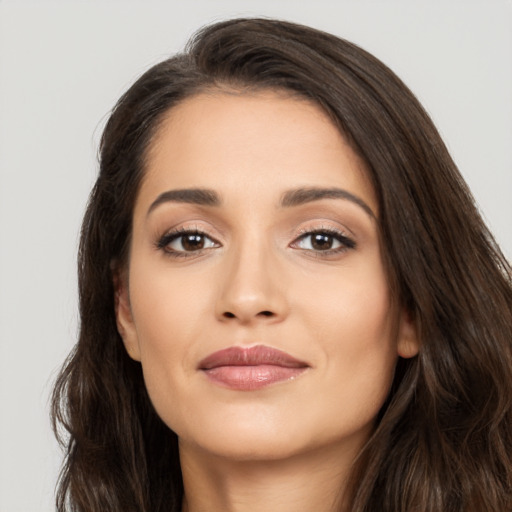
[169,406,311,462]
[182,430,310,462]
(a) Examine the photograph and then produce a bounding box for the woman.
[51,18,512,512]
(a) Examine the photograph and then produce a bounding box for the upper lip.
[198,345,309,370]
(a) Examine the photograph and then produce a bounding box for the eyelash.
[292,227,356,256]
[156,228,220,258]
[156,226,356,258]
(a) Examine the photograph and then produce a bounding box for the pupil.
[183,234,204,251]
[312,233,333,250]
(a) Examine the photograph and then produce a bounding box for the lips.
[198,345,309,391]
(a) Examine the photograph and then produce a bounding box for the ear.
[113,270,141,362]
[396,309,420,359]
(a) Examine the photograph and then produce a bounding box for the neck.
[179,441,359,512]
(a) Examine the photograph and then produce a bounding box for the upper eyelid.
[155,216,358,244]
[293,222,355,240]
[295,225,348,236]
[157,223,354,240]
[158,222,221,240]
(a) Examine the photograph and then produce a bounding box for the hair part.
[52,17,512,512]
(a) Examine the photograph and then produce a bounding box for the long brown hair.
[51,18,512,511]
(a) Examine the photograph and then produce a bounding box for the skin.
[116,90,418,512]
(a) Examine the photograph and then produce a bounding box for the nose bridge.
[216,228,287,323]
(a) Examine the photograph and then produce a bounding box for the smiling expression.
[115,90,418,461]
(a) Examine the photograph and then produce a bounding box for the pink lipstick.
[198,345,309,391]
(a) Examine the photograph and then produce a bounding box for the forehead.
[137,90,376,213]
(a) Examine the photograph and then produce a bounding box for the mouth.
[198,345,309,391]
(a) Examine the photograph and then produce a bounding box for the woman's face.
[116,90,418,462]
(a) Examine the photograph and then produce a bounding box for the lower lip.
[202,365,307,391]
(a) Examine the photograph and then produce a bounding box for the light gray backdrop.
[0,1,511,511]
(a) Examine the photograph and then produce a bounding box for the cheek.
[127,261,212,418]
[297,260,397,411]
[130,259,211,350]
[299,257,394,348]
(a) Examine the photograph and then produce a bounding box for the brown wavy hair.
[51,18,512,511]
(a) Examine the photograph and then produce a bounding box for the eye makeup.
[154,223,356,260]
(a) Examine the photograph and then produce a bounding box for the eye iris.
[311,233,333,250]
[182,234,204,251]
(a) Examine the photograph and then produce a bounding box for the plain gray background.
[1,1,511,511]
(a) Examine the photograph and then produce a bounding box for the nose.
[215,237,289,325]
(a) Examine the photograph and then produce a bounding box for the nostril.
[222,310,274,319]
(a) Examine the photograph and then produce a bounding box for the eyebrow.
[280,187,376,219]
[147,186,375,219]
[147,188,220,216]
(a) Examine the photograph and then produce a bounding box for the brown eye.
[181,234,206,251]
[310,233,335,250]
[159,231,219,254]
[293,230,355,253]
